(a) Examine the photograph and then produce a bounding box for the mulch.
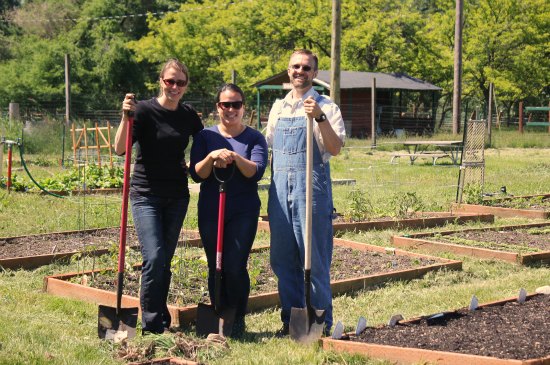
[354,294,550,360]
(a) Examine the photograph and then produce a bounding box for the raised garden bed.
[392,222,550,265]
[40,187,122,196]
[0,227,201,270]
[322,292,550,365]
[257,212,494,233]
[453,194,550,219]
[43,238,461,328]
[127,357,197,365]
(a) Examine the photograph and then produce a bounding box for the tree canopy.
[0,0,547,120]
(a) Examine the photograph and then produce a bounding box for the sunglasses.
[217,101,244,110]
[290,64,312,72]
[162,78,188,87]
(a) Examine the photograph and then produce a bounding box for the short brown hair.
[289,49,319,71]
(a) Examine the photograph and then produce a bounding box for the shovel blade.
[98,305,138,342]
[196,303,236,337]
[289,306,326,344]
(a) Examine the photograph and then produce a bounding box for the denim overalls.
[268,106,334,330]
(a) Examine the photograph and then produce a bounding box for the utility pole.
[452,0,464,134]
[330,0,341,105]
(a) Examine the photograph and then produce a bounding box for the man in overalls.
[266,49,346,336]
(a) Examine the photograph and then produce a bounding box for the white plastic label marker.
[518,288,527,304]
[331,321,344,339]
[388,314,403,327]
[469,295,478,311]
[355,316,367,335]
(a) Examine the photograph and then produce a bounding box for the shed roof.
[254,70,441,91]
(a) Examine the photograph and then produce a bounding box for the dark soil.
[353,294,550,360]
[83,246,442,306]
[0,228,200,259]
[435,227,550,252]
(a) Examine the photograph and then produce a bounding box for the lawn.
[0,129,549,364]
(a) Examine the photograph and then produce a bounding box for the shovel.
[196,164,237,337]
[98,112,138,341]
[289,115,326,344]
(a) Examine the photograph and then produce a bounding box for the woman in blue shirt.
[190,83,268,338]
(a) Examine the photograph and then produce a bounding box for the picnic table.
[390,140,463,165]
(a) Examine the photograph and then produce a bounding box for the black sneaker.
[275,323,289,338]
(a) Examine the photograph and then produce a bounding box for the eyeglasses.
[290,64,313,72]
[217,101,244,110]
[162,78,188,87]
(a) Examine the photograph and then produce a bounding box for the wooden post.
[452,0,464,135]
[95,122,101,167]
[107,121,113,168]
[71,124,76,165]
[8,102,19,124]
[83,125,88,165]
[371,78,377,147]
[518,101,523,134]
[330,0,341,106]
[487,83,493,146]
[548,101,550,133]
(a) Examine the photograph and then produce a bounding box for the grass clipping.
[115,333,229,363]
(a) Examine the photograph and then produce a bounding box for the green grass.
[0,131,549,364]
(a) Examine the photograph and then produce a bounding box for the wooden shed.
[253,70,441,137]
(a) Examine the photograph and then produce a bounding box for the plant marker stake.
[518,288,527,304]
[469,295,478,311]
[355,316,367,335]
[331,321,344,339]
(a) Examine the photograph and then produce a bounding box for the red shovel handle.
[118,116,133,273]
[6,144,13,191]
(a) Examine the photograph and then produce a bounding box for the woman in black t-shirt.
[115,58,203,334]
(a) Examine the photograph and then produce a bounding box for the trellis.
[71,122,114,167]
[456,119,486,203]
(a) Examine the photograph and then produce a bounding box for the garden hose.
[19,129,65,199]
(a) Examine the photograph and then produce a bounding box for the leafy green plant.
[343,189,373,221]
[248,255,262,289]
[388,192,424,218]
[0,174,30,192]
[463,183,484,204]
[33,164,123,192]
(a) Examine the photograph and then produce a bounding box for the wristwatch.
[315,113,327,123]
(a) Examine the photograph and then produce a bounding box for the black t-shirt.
[130,97,203,198]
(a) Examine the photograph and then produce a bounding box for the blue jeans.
[130,192,189,333]
[268,115,334,330]
[199,209,259,318]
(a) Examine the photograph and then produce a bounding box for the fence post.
[8,102,20,124]
[518,101,523,134]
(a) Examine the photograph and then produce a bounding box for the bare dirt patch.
[353,294,550,360]
[435,227,550,252]
[0,228,200,259]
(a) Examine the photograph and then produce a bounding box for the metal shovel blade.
[196,303,236,337]
[289,306,326,344]
[98,304,138,342]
